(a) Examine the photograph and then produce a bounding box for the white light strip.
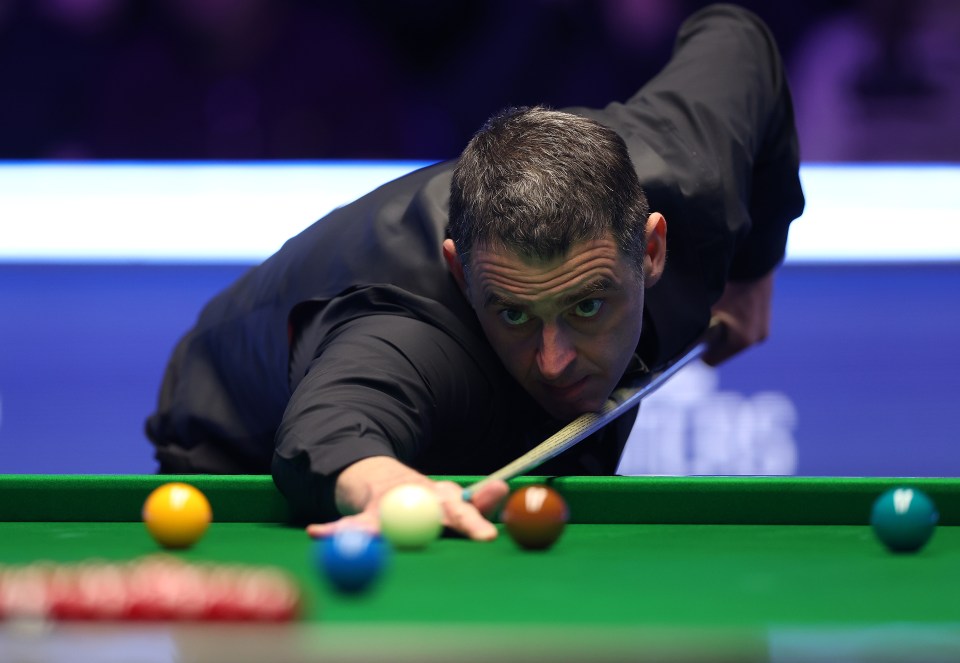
[0,162,957,263]
[789,164,960,263]
[0,162,429,262]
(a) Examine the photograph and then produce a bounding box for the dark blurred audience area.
[1,0,957,161]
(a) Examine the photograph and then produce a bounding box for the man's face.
[458,235,645,421]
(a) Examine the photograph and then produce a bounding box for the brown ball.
[502,485,569,550]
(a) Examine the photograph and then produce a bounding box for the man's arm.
[568,5,803,367]
[271,312,509,538]
[659,5,802,364]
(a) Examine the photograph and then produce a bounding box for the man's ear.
[442,238,469,294]
[643,212,667,288]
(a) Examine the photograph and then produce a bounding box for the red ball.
[501,485,569,550]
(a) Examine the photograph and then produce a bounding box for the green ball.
[870,487,939,553]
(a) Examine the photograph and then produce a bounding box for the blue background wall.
[2,262,958,476]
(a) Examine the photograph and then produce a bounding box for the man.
[146,4,804,541]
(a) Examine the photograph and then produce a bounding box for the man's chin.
[539,396,606,422]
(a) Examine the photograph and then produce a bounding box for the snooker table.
[2,474,960,663]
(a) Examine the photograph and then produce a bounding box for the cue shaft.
[461,324,719,501]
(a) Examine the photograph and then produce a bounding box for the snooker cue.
[461,321,723,501]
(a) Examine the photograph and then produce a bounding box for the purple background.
[2,0,959,163]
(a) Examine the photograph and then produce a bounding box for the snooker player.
[146,4,804,541]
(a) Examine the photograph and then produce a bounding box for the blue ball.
[870,487,939,553]
[316,529,388,593]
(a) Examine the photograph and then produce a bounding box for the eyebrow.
[483,292,520,309]
[558,278,616,307]
[483,278,615,309]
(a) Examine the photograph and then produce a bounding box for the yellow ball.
[142,482,212,549]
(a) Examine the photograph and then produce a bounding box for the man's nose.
[537,322,576,380]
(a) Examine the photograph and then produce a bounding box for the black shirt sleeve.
[567,4,805,366]
[271,310,500,522]
[636,3,805,282]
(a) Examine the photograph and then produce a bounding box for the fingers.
[702,312,739,366]
[442,502,498,541]
[467,479,510,518]
[435,481,501,542]
[703,272,774,366]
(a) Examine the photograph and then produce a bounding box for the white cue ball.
[378,484,443,550]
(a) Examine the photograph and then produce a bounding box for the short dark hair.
[448,106,650,281]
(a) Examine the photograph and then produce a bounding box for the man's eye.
[499,309,529,326]
[573,299,603,318]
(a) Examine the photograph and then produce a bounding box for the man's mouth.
[541,376,590,402]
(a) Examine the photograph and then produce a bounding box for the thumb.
[467,479,510,518]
